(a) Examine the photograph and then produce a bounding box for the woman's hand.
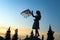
[31,11,35,17]
[31,11,33,15]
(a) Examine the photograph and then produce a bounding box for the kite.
[21,9,32,18]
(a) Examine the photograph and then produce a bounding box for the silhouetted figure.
[31,10,41,36]
[24,30,41,40]
[12,29,18,40]
[30,30,34,37]
[24,35,29,40]
[47,25,54,40]
[42,35,44,40]
[5,27,11,40]
[24,35,41,40]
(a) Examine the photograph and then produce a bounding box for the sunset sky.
[0,0,60,40]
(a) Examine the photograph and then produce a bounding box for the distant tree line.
[0,25,54,40]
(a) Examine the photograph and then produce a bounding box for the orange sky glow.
[0,26,60,40]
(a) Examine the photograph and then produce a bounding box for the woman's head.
[36,10,41,20]
[36,10,41,15]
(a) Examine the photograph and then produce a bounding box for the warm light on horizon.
[0,26,60,40]
[0,26,46,36]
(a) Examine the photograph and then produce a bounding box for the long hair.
[36,10,41,20]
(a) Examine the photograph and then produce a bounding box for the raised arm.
[31,11,35,17]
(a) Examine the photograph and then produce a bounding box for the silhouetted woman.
[31,10,41,36]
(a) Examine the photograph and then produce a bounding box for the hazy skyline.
[0,26,60,40]
[0,0,60,32]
